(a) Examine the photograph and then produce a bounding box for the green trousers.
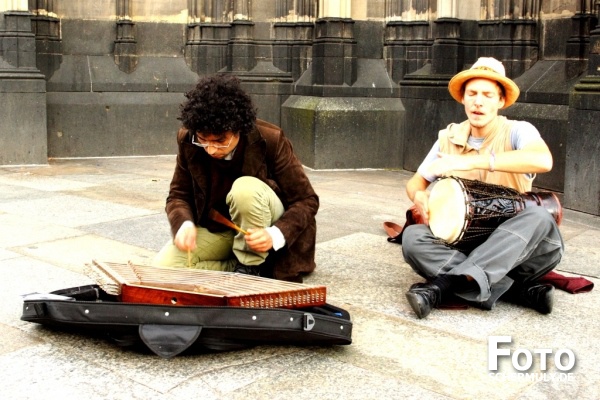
[153,176,285,270]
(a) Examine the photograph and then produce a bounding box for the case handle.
[303,313,315,331]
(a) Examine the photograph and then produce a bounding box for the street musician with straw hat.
[401,57,564,318]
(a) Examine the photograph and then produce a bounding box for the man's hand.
[406,173,433,225]
[412,190,431,225]
[174,222,197,251]
[244,228,273,252]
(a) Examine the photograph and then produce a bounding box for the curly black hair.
[179,74,257,136]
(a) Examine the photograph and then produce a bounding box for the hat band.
[472,66,500,74]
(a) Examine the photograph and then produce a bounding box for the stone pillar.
[565,3,595,79]
[228,0,255,72]
[431,18,461,75]
[431,0,460,75]
[311,17,356,86]
[383,0,433,83]
[478,0,539,76]
[29,0,61,78]
[282,0,404,169]
[114,0,137,73]
[383,1,439,171]
[185,0,231,75]
[0,1,47,165]
[273,21,314,80]
[228,20,256,72]
[273,0,316,81]
[226,0,294,126]
[312,0,355,86]
[564,3,600,216]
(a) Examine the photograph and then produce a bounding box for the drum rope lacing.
[438,177,524,252]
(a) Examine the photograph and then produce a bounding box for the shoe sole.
[405,292,431,319]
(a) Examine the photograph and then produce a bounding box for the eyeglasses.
[192,134,234,149]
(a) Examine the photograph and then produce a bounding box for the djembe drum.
[427,176,562,252]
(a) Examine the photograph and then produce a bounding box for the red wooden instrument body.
[86,261,327,309]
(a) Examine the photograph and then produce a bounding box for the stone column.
[385,1,439,171]
[185,0,232,75]
[383,0,433,82]
[431,0,460,75]
[114,0,137,73]
[311,0,355,87]
[221,0,295,127]
[0,0,47,165]
[566,1,596,79]
[273,0,315,80]
[228,0,255,72]
[565,1,600,216]
[29,0,61,78]
[478,0,539,76]
[281,0,403,169]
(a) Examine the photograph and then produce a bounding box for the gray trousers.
[401,206,564,309]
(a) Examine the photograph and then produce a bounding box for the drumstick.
[187,249,192,268]
[208,209,249,235]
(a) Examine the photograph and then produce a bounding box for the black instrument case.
[21,285,352,358]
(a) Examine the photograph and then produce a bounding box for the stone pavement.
[0,156,598,400]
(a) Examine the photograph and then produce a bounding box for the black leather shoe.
[233,262,261,276]
[405,282,442,319]
[517,283,554,314]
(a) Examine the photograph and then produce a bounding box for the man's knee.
[520,205,558,226]
[402,224,429,247]
[227,176,264,211]
[401,224,431,259]
[229,176,263,198]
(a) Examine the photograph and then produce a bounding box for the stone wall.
[0,0,598,215]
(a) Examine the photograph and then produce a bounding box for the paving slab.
[0,213,84,248]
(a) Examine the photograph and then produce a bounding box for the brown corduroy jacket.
[165,119,319,281]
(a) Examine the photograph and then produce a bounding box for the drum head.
[428,177,467,243]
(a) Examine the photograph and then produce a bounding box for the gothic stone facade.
[1,1,599,215]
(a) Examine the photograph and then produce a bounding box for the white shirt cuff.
[177,220,195,234]
[265,226,286,251]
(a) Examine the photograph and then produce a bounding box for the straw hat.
[448,57,520,109]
